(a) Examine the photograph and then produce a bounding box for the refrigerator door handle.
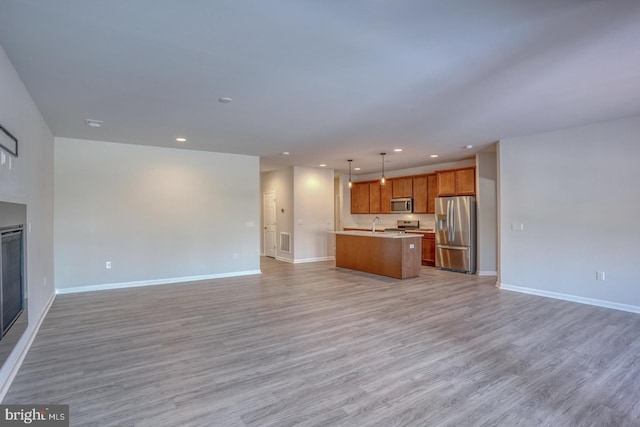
[450,200,456,242]
[447,200,454,243]
[445,200,450,243]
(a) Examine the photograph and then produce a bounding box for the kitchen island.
[333,231,422,279]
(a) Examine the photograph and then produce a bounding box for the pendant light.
[380,152,386,185]
[347,159,353,188]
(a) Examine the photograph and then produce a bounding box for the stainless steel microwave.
[390,198,413,213]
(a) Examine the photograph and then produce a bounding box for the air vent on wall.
[280,232,291,253]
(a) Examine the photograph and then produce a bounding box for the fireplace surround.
[0,202,28,368]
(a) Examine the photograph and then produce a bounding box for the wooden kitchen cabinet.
[427,173,437,214]
[436,170,456,196]
[421,233,435,266]
[392,177,413,198]
[437,167,475,196]
[380,180,393,214]
[350,182,370,214]
[369,181,381,214]
[412,175,428,214]
[455,167,476,195]
[413,174,437,214]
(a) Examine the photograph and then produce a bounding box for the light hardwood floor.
[5,258,640,426]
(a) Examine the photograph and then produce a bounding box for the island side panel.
[401,236,422,278]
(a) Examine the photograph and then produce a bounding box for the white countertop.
[342,227,435,233]
[331,231,422,239]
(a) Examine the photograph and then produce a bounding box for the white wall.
[0,43,55,398]
[293,166,335,262]
[261,167,294,261]
[476,150,497,276]
[54,138,260,291]
[499,116,640,312]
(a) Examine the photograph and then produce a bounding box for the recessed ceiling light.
[464,145,473,149]
[320,164,327,167]
[394,148,402,152]
[430,154,439,158]
[281,151,290,156]
[219,97,232,103]
[85,119,102,128]
[176,137,187,142]
[354,167,361,171]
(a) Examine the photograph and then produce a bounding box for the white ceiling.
[1,0,639,174]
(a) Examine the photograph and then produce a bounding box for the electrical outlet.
[596,271,606,281]
[105,261,112,269]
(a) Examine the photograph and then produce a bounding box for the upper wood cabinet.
[455,167,476,195]
[436,170,456,196]
[380,180,393,214]
[392,177,413,198]
[369,181,381,214]
[437,167,476,196]
[413,174,437,214]
[412,175,428,214]
[427,174,437,214]
[350,182,370,214]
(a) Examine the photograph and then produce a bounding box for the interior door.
[263,191,276,258]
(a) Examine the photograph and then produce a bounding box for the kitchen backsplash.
[347,213,435,230]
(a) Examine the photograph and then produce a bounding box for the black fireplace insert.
[1,225,24,338]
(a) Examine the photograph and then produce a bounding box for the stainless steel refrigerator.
[435,196,476,274]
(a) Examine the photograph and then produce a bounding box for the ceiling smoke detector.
[218,97,232,104]
[85,119,102,128]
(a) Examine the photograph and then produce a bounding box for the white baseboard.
[0,291,56,402]
[477,270,498,276]
[293,256,335,264]
[56,270,262,295]
[275,256,294,263]
[500,283,640,314]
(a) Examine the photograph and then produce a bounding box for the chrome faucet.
[372,216,381,232]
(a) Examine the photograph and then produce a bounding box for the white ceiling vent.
[85,119,102,128]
